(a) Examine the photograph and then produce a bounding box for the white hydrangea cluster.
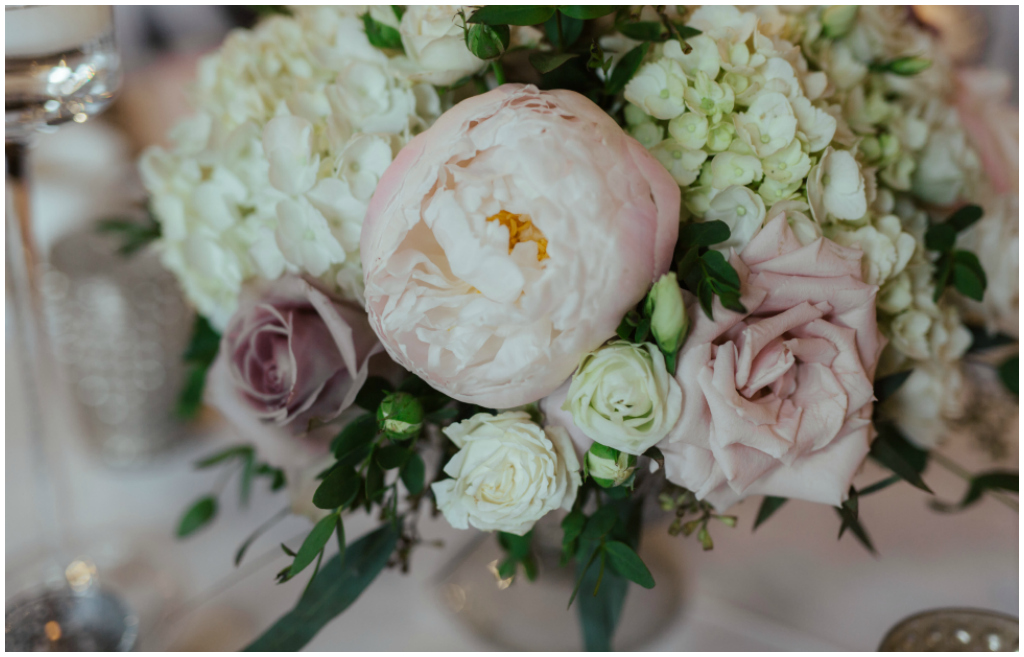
[620,5,917,295]
[796,5,982,207]
[140,7,477,328]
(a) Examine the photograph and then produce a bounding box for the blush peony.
[361,84,680,408]
[660,215,885,509]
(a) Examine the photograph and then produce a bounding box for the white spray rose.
[885,361,966,449]
[432,412,581,535]
[399,5,486,86]
[563,341,683,455]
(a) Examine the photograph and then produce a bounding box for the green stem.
[491,60,506,85]
[930,450,1019,511]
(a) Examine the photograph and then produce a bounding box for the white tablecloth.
[5,122,1019,651]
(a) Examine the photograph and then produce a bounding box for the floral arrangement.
[132,5,1019,651]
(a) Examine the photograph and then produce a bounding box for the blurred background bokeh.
[5,5,1019,651]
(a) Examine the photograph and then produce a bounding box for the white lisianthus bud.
[624,58,688,120]
[645,272,689,358]
[563,341,683,455]
[432,412,581,535]
[586,443,637,488]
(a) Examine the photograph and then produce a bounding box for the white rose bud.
[645,272,689,359]
[432,412,581,535]
[586,443,638,488]
[563,341,683,455]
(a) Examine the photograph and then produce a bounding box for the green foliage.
[287,512,340,580]
[925,205,987,302]
[244,522,401,651]
[999,355,1018,395]
[870,422,931,493]
[177,315,221,419]
[557,6,620,20]
[250,6,291,17]
[96,212,162,256]
[966,325,1016,353]
[605,43,648,96]
[617,20,666,41]
[870,56,932,76]
[836,487,876,554]
[530,52,580,74]
[465,23,510,59]
[467,5,556,26]
[399,453,426,495]
[932,470,1018,512]
[753,496,787,531]
[873,369,913,404]
[675,221,746,320]
[361,12,403,51]
[543,13,583,49]
[496,531,538,582]
[331,414,378,459]
[659,484,735,547]
[603,540,654,588]
[313,466,361,510]
[177,496,217,537]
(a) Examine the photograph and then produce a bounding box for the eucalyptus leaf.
[177,496,217,538]
[289,512,339,578]
[603,541,655,588]
[244,522,400,651]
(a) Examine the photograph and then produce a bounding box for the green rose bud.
[644,272,689,358]
[377,392,424,440]
[586,443,637,488]
[820,5,859,39]
[465,23,510,60]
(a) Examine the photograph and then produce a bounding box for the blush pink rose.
[360,84,680,409]
[205,276,382,467]
[660,215,885,509]
[955,69,1018,195]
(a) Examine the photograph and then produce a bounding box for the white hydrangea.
[140,8,442,327]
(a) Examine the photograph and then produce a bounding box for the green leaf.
[331,414,378,459]
[467,5,556,26]
[859,475,901,496]
[562,510,586,544]
[617,20,666,41]
[952,250,987,301]
[557,5,620,19]
[606,43,649,96]
[696,279,714,321]
[603,541,655,588]
[642,446,665,473]
[497,530,533,562]
[96,214,162,256]
[924,223,956,253]
[576,546,629,651]
[195,445,254,469]
[176,366,208,419]
[313,466,361,510]
[999,355,1018,395]
[680,220,731,248]
[581,505,619,540]
[873,369,913,404]
[753,496,787,530]
[958,471,1018,509]
[529,52,579,74]
[932,253,953,303]
[374,444,410,470]
[399,453,426,495]
[239,451,255,506]
[543,13,583,48]
[869,428,932,494]
[177,496,217,538]
[966,325,1016,353]
[947,204,984,232]
[835,493,876,554]
[870,56,931,76]
[361,12,403,51]
[701,250,741,291]
[335,516,346,562]
[289,512,339,578]
[182,315,221,365]
[465,23,510,59]
[634,316,651,343]
[244,522,400,651]
[355,376,392,412]
[672,23,702,39]
[365,463,385,502]
[250,6,291,17]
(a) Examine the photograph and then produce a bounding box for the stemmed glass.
[5,6,136,650]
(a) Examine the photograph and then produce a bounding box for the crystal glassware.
[5,6,136,651]
[879,608,1019,652]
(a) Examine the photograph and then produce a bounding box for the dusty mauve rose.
[661,215,885,509]
[205,276,382,467]
[361,84,679,408]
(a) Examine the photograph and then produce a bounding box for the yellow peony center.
[487,210,548,261]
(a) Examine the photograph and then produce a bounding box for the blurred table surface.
[5,120,1019,652]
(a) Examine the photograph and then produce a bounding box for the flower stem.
[930,450,1019,511]
[491,60,506,85]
